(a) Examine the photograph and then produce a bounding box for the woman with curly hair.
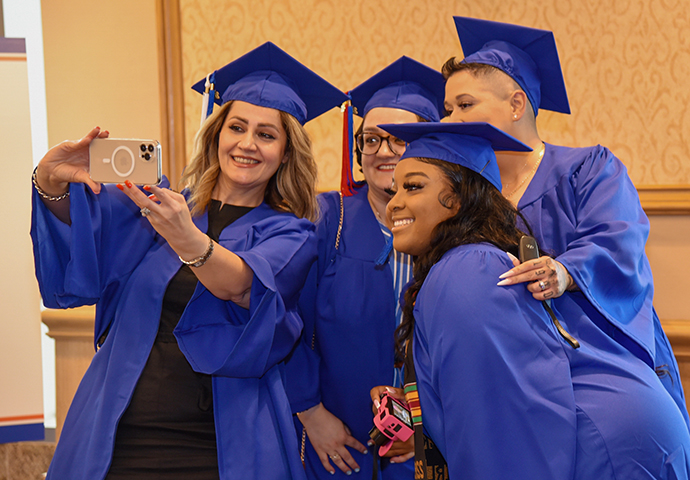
[381,121,690,480]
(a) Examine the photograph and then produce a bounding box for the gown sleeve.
[414,246,577,480]
[524,145,689,427]
[174,214,317,379]
[284,262,322,412]
[544,146,654,360]
[284,193,339,412]
[31,181,160,343]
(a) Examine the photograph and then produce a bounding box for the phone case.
[518,235,540,263]
[89,138,162,185]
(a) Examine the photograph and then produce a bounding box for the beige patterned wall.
[179,0,690,191]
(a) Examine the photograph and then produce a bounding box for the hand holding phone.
[89,138,162,185]
[519,235,579,349]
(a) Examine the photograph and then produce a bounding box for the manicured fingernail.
[498,271,510,279]
[385,387,396,394]
[330,470,335,475]
[116,184,124,191]
[374,399,380,409]
[354,467,360,472]
[390,459,397,464]
[124,180,133,188]
[346,470,352,475]
[367,440,374,447]
[362,449,368,454]
[497,279,511,286]
[143,185,151,191]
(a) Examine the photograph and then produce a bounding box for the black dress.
[106,201,253,479]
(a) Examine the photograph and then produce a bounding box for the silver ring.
[539,280,546,291]
[140,207,151,217]
[329,453,341,461]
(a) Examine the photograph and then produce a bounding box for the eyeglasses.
[355,133,407,156]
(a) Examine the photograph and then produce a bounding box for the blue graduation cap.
[191,42,348,125]
[340,56,446,196]
[453,16,570,115]
[349,56,445,122]
[378,122,532,191]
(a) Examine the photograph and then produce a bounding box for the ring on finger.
[539,280,546,291]
[140,207,151,217]
[329,453,341,461]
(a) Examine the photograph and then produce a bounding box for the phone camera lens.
[148,144,154,152]
[144,153,151,160]
[140,144,147,152]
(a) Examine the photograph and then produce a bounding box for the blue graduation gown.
[518,143,689,426]
[285,185,414,479]
[31,180,315,480]
[413,243,690,479]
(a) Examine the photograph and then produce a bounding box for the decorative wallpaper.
[179,0,690,191]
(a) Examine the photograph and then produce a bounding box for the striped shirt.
[379,222,413,388]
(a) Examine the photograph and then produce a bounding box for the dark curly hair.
[394,157,531,357]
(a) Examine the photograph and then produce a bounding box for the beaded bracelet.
[179,236,214,268]
[32,167,70,202]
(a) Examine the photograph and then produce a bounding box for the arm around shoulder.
[414,247,577,479]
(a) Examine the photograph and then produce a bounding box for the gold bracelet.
[179,236,214,268]
[32,167,69,202]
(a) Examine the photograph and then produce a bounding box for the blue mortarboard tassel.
[375,234,394,266]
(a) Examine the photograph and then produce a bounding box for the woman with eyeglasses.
[285,57,444,479]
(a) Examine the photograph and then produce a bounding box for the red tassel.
[340,99,356,196]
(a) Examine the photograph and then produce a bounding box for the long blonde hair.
[179,101,318,221]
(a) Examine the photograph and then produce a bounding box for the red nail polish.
[143,185,151,191]
[124,180,133,188]
[116,184,124,191]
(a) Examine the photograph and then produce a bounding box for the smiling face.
[443,69,517,133]
[214,100,288,206]
[360,107,419,198]
[386,158,459,257]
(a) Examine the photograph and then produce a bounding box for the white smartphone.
[89,138,162,185]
